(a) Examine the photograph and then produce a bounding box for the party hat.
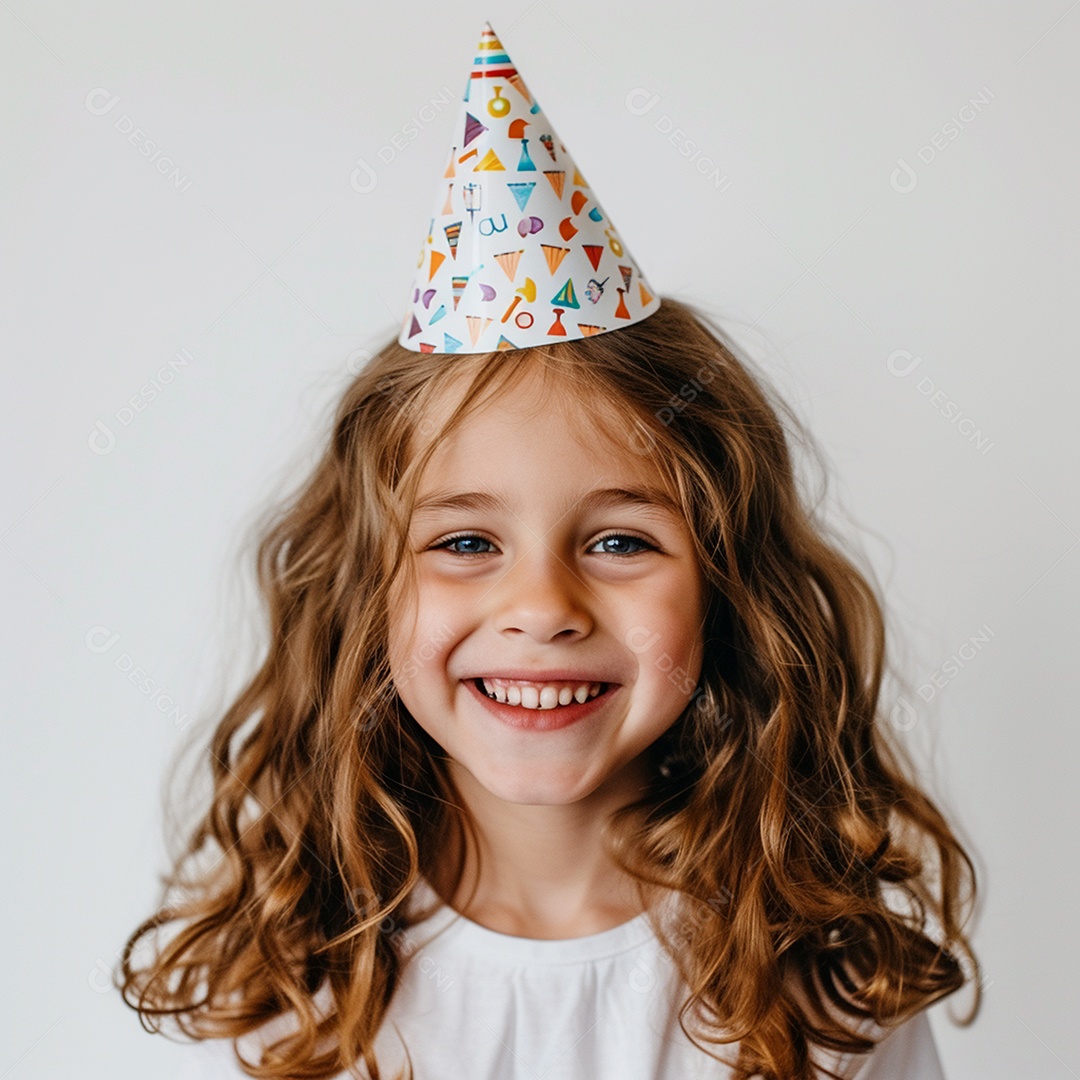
[398,22,661,354]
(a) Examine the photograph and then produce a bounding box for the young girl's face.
[387,366,706,807]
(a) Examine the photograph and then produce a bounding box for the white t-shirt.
[173,877,946,1080]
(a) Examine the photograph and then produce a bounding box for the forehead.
[410,364,669,495]
[419,359,621,428]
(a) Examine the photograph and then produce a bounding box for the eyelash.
[430,531,659,559]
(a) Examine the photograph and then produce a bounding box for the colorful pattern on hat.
[398,22,661,354]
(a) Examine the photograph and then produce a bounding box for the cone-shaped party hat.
[398,22,661,354]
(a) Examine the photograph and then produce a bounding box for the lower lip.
[463,678,619,731]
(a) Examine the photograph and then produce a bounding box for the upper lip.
[465,670,619,683]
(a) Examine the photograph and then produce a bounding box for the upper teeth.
[479,678,604,710]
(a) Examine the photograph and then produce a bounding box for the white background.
[2,2,1076,1077]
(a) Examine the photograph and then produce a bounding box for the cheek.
[632,592,705,691]
[388,581,463,694]
[385,576,423,686]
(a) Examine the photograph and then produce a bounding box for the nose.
[489,537,594,642]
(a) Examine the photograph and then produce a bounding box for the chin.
[458,759,600,806]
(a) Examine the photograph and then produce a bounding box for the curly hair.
[118,296,981,1079]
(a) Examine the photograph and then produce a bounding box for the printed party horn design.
[398,21,661,354]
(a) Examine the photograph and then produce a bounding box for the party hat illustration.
[399,22,661,354]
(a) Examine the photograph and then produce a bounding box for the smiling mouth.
[471,677,612,710]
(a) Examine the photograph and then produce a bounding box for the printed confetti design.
[398,21,661,354]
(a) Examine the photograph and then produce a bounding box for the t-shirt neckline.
[406,875,663,965]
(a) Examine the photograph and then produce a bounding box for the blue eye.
[436,534,496,556]
[590,532,655,556]
[430,532,656,558]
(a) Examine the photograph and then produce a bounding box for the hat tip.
[478,19,502,50]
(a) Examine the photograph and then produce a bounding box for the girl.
[120,299,980,1079]
[119,23,980,1080]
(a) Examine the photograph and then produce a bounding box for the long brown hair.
[118,296,981,1078]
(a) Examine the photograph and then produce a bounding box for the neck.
[430,752,662,937]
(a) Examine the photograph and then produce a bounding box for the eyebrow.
[411,485,683,520]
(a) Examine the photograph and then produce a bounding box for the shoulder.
[783,969,946,1079]
[837,1009,946,1080]
[171,1034,373,1080]
[171,1037,245,1080]
[781,956,947,1080]
[168,988,386,1080]
[169,1003,348,1080]
[169,980,355,1080]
